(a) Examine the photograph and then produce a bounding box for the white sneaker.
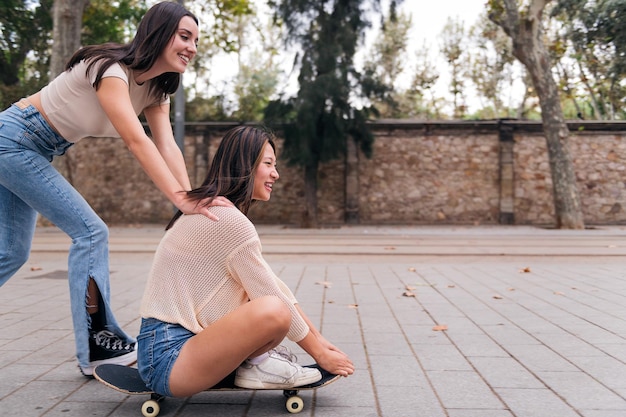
[235,352,322,389]
[270,344,297,362]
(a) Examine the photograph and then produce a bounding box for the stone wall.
[514,129,626,225]
[44,120,626,227]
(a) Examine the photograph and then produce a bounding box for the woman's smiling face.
[252,142,279,201]
[162,15,198,73]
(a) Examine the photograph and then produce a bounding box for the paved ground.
[1,224,626,417]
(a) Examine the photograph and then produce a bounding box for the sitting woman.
[137,125,354,398]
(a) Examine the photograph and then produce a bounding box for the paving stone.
[1,225,625,416]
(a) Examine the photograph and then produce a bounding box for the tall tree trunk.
[50,0,90,187]
[50,0,90,78]
[489,0,584,229]
[302,163,319,228]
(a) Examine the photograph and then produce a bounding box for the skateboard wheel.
[285,395,304,413]
[141,399,160,417]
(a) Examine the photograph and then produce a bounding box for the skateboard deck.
[93,363,340,416]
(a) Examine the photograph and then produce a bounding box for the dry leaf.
[520,267,531,273]
[402,291,416,297]
[432,324,448,331]
[384,246,396,250]
[405,285,416,291]
[348,304,359,309]
[447,284,456,288]
[328,300,335,304]
[30,266,43,271]
[554,291,564,296]
[507,288,516,291]
[493,295,503,299]
[408,267,416,272]
[316,281,332,288]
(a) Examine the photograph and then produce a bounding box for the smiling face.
[162,15,198,73]
[252,142,279,201]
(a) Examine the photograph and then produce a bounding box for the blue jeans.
[137,318,194,397]
[0,102,134,369]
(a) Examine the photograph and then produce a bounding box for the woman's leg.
[29,163,135,373]
[0,184,38,283]
[0,140,134,372]
[0,107,40,282]
[168,296,292,397]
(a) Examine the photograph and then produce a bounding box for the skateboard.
[93,363,340,416]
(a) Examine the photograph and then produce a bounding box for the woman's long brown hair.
[67,1,198,100]
[166,125,276,230]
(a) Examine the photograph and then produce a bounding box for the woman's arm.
[143,102,191,191]
[95,77,230,218]
[294,304,354,377]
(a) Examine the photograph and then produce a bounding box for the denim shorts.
[137,317,194,397]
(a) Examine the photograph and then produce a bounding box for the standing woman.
[138,126,354,398]
[0,1,227,376]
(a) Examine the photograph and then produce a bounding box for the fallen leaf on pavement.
[316,281,332,288]
[432,324,448,331]
[402,291,416,297]
[520,267,532,273]
[493,295,503,299]
[30,266,43,271]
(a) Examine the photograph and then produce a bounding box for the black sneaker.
[80,330,137,376]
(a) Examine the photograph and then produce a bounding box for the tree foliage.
[468,12,517,118]
[550,0,626,119]
[265,0,402,226]
[440,17,469,118]
[363,9,413,118]
[0,0,53,106]
[82,0,148,46]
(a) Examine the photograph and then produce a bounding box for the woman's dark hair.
[166,125,277,230]
[66,1,198,100]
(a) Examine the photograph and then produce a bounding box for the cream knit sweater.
[140,206,309,342]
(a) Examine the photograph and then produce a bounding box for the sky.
[399,0,487,49]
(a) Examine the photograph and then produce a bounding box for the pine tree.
[266,0,401,227]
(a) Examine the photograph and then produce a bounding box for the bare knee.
[253,296,291,334]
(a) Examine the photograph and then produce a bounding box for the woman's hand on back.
[177,195,234,221]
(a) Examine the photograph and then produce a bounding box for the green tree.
[406,43,442,119]
[551,0,626,119]
[82,0,148,46]
[266,0,401,227]
[232,10,282,121]
[488,0,584,229]
[0,0,53,107]
[363,9,412,118]
[468,12,517,118]
[441,17,469,119]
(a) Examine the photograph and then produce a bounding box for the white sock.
[247,352,270,365]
